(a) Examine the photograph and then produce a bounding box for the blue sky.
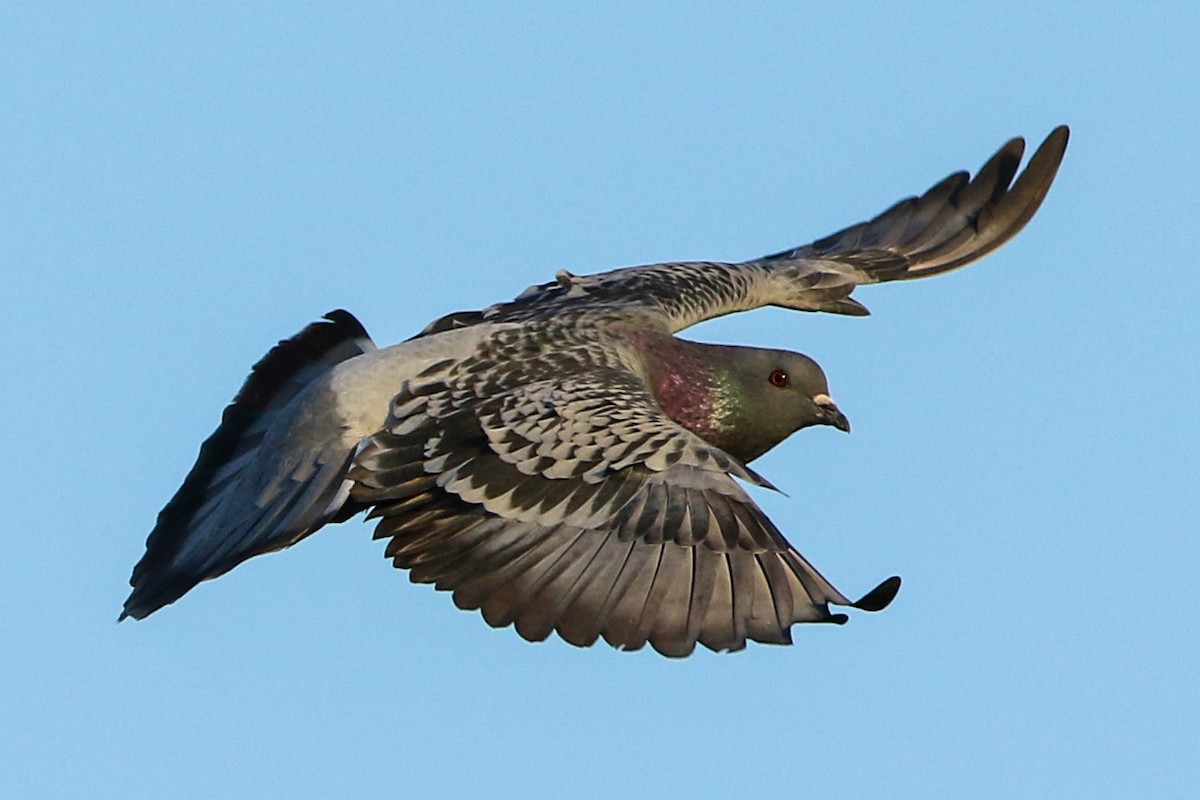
[3,3,1197,798]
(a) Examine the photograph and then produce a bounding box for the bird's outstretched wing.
[760,125,1070,282]
[348,331,898,656]
[419,126,1068,334]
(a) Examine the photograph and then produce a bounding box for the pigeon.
[122,126,1069,656]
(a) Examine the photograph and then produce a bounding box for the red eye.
[769,369,789,388]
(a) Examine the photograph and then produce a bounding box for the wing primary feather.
[512,529,609,643]
[483,526,590,633]
[853,575,902,612]
[684,545,720,649]
[598,544,661,652]
[554,535,634,647]
[757,553,796,640]
[639,544,692,656]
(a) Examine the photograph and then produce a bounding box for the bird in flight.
[123,127,1069,656]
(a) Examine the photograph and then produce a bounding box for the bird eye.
[769,369,789,388]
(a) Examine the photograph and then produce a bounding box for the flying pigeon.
[122,126,1069,656]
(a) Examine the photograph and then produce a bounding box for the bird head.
[648,339,848,463]
[713,346,849,461]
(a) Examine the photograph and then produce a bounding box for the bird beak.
[813,393,851,433]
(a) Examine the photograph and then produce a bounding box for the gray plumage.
[123,127,1068,656]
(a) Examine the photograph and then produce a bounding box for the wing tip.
[820,297,872,316]
[322,308,372,343]
[117,601,153,622]
[120,573,191,622]
[1047,124,1071,151]
[852,575,902,612]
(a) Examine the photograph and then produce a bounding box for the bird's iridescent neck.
[630,332,742,448]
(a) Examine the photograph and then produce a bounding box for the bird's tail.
[120,310,376,620]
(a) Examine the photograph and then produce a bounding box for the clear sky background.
[3,3,1197,798]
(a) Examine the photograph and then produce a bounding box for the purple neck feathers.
[631,333,734,447]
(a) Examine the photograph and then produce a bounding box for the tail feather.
[121,310,376,620]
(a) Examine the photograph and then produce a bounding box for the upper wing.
[416,127,1068,335]
[348,340,897,656]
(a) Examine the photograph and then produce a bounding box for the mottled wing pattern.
[349,328,897,655]
[413,127,1067,335]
